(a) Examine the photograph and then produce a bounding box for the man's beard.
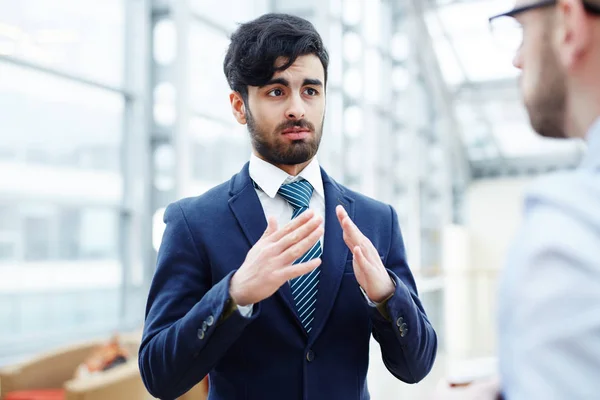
[246,108,323,165]
[525,29,567,139]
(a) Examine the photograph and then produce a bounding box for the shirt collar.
[581,117,600,170]
[249,153,324,199]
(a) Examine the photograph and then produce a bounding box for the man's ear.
[230,91,247,124]
[555,0,593,69]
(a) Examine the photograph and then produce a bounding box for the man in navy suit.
[139,13,437,400]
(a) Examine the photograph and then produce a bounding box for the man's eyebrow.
[303,78,323,87]
[259,78,323,88]
[260,78,290,88]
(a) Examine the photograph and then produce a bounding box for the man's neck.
[253,152,312,176]
[566,83,600,140]
[567,46,600,139]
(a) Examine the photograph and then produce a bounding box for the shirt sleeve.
[499,201,600,400]
[237,303,254,318]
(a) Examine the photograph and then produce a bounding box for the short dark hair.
[223,13,329,100]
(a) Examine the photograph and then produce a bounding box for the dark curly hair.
[223,13,329,100]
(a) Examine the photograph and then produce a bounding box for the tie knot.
[278,179,314,209]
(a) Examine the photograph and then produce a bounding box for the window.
[0,0,125,86]
[189,116,249,183]
[188,23,233,122]
[0,204,120,263]
[23,214,52,261]
[0,63,124,172]
[189,0,268,32]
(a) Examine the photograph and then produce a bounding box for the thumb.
[263,216,278,237]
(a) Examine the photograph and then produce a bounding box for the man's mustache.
[276,119,315,133]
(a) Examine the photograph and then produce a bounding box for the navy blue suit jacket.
[139,163,437,400]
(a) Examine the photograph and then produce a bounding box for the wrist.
[229,275,250,307]
[369,280,395,303]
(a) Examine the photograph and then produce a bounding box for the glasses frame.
[489,0,600,23]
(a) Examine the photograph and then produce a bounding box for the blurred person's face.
[512,1,567,138]
[230,54,325,167]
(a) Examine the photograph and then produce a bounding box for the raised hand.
[336,205,394,303]
[229,210,324,306]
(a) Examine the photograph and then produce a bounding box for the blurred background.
[0,0,587,399]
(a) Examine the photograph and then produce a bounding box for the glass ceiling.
[424,0,584,164]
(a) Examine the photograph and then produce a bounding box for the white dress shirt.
[235,154,325,317]
[499,118,600,399]
[249,152,326,244]
[236,153,380,317]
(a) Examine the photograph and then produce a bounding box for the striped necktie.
[277,179,322,333]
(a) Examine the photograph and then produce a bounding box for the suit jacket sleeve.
[138,202,260,400]
[368,205,438,383]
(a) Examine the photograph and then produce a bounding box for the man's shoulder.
[524,169,600,229]
[170,180,233,217]
[333,179,393,215]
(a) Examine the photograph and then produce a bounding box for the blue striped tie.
[277,179,322,333]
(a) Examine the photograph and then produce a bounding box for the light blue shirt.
[499,118,600,400]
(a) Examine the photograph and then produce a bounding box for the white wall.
[443,176,535,365]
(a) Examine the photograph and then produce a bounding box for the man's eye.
[268,89,283,97]
[304,88,318,96]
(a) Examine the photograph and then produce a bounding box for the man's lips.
[281,127,311,140]
[281,127,310,134]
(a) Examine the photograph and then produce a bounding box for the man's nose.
[285,94,306,120]
[512,47,523,70]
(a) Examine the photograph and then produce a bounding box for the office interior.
[0,0,587,399]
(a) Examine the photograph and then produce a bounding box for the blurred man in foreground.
[436,0,600,398]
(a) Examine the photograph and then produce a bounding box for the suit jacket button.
[198,329,205,340]
[207,315,215,326]
[400,328,408,338]
[306,350,315,362]
[202,321,208,331]
[396,317,404,327]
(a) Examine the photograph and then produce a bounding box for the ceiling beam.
[454,77,520,100]
[471,151,584,178]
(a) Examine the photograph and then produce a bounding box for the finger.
[337,206,358,247]
[340,216,362,250]
[275,214,323,252]
[278,225,324,266]
[269,209,315,242]
[337,206,378,261]
[262,216,278,238]
[276,257,322,282]
[353,245,372,271]
[336,205,359,238]
[335,205,346,225]
[341,229,356,252]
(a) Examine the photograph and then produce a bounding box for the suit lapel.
[308,169,354,343]
[228,163,306,333]
[228,163,267,248]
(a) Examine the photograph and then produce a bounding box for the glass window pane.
[327,22,343,87]
[364,48,381,105]
[189,24,232,122]
[0,0,125,86]
[319,90,343,177]
[364,0,381,46]
[343,0,363,26]
[189,116,249,184]
[0,63,124,173]
[189,0,269,32]
[330,0,343,18]
[62,207,119,260]
[0,203,120,264]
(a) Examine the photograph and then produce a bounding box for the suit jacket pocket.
[344,254,386,272]
[344,256,386,274]
[344,260,354,274]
